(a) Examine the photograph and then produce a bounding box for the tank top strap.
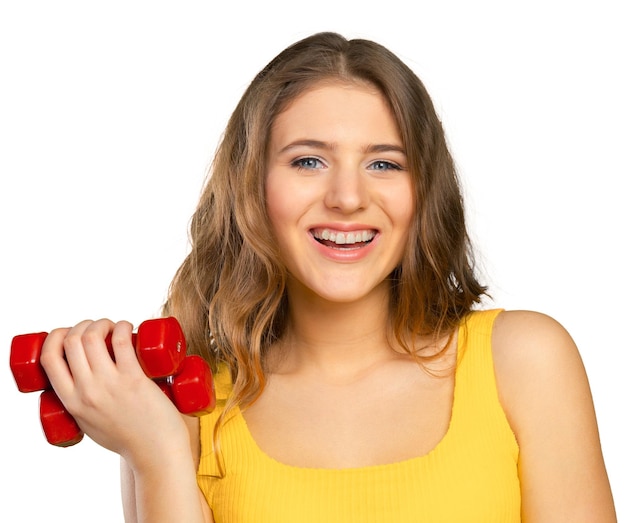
[450,308,516,451]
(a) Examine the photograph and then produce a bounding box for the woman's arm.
[120,445,207,522]
[120,415,214,523]
[120,450,214,523]
[492,310,616,522]
[120,416,213,523]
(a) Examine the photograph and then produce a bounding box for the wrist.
[129,448,204,523]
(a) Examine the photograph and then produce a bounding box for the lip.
[309,223,378,233]
[308,223,379,262]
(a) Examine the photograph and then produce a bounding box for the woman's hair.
[164,31,486,415]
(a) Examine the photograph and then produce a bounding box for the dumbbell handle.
[10,317,185,393]
[10,317,215,446]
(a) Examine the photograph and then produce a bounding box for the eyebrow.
[278,140,406,155]
[278,140,330,154]
[365,143,406,155]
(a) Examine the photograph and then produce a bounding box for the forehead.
[269,81,401,146]
[277,79,389,117]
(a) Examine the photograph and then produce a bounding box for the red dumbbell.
[10,317,216,447]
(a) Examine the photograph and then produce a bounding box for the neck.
[270,280,398,378]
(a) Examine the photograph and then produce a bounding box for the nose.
[323,163,369,214]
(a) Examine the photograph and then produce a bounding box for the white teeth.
[312,228,375,245]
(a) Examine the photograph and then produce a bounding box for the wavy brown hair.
[164,31,486,423]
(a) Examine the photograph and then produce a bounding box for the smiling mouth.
[311,228,377,249]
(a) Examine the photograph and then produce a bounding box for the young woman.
[40,32,616,522]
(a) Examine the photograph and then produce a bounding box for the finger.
[60,319,97,379]
[108,321,142,374]
[40,327,74,398]
[72,319,118,375]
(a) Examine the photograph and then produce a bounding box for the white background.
[1,1,623,520]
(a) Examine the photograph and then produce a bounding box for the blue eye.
[292,157,324,170]
[369,160,402,171]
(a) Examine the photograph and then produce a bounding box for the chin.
[308,281,390,306]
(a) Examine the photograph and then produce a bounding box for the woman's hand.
[39,319,189,470]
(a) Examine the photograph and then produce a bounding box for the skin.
[492,311,616,520]
[40,81,616,522]
[264,81,414,307]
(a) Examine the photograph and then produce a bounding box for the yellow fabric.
[197,309,520,522]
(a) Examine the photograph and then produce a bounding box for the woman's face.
[265,81,415,305]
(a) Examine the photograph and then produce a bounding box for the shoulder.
[488,315,616,519]
[490,309,586,430]
[491,309,584,386]
[491,308,577,356]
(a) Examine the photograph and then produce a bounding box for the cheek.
[388,183,416,232]
[266,173,315,225]
[401,201,416,233]
[265,174,286,225]
[265,176,300,245]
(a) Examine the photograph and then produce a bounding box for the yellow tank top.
[197,309,520,522]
